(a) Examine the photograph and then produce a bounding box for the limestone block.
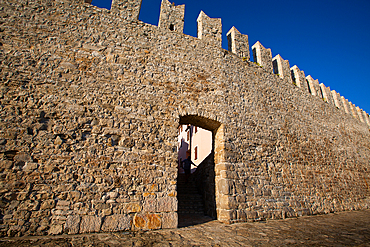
[157,197,177,212]
[143,198,157,212]
[124,202,142,213]
[161,212,178,229]
[13,152,32,163]
[40,200,56,210]
[101,214,132,232]
[219,194,237,210]
[197,11,222,47]
[272,54,292,84]
[133,213,161,230]
[226,26,250,60]
[217,209,236,223]
[48,225,63,235]
[65,215,81,234]
[79,216,102,233]
[158,0,185,33]
[217,179,234,195]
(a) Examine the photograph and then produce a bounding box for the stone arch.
[178,114,224,220]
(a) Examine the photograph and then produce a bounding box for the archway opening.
[177,115,222,227]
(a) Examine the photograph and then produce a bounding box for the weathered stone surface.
[79,216,102,234]
[101,214,132,232]
[157,197,177,212]
[133,213,161,230]
[65,215,81,235]
[161,212,178,229]
[48,225,63,235]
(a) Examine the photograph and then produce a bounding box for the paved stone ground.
[0,210,369,246]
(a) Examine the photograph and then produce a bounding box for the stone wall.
[0,0,369,237]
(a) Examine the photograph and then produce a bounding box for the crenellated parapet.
[197,11,222,47]
[252,41,273,73]
[111,0,142,21]
[226,27,250,60]
[158,0,185,33]
[272,54,292,84]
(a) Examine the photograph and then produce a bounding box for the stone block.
[217,209,236,224]
[157,197,177,212]
[217,179,234,195]
[0,160,13,169]
[124,202,142,213]
[13,152,32,163]
[219,194,237,210]
[65,215,80,235]
[48,225,63,235]
[79,216,102,233]
[161,212,177,229]
[23,162,38,171]
[133,213,161,230]
[143,198,157,212]
[101,214,132,232]
[40,200,56,210]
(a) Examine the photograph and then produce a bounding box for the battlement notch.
[252,41,273,73]
[111,0,142,21]
[158,0,185,33]
[197,11,222,47]
[272,54,292,84]
[226,26,250,60]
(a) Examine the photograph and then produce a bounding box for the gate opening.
[177,115,222,227]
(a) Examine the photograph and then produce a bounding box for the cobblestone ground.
[1,210,369,246]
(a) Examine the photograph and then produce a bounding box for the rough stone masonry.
[0,0,369,237]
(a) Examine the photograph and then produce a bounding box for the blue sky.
[91,0,370,114]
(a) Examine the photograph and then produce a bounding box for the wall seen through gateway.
[177,125,212,173]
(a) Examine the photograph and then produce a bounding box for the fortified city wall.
[0,0,369,237]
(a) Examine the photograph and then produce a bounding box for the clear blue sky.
[91,0,370,114]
